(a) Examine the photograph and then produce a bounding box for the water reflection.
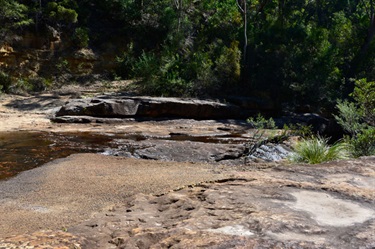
[0,131,249,181]
[0,132,113,180]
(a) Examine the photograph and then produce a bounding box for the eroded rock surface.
[1,94,374,248]
[0,231,87,249]
[103,139,247,165]
[1,157,369,249]
[102,138,292,165]
[67,157,375,249]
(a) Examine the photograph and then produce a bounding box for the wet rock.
[100,131,292,164]
[247,143,292,162]
[103,139,247,165]
[55,97,255,120]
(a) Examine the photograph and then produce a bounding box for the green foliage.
[289,136,349,164]
[131,51,192,96]
[334,78,375,157]
[334,100,365,135]
[131,52,159,81]
[46,2,78,24]
[247,114,276,129]
[56,59,70,73]
[115,43,136,79]
[126,37,241,96]
[245,113,283,156]
[189,41,241,96]
[282,123,313,138]
[247,114,278,146]
[111,0,242,97]
[0,71,12,93]
[1,0,375,106]
[0,0,32,42]
[352,78,375,126]
[0,72,49,93]
[73,27,89,48]
[215,41,241,88]
[347,128,375,158]
[28,77,52,92]
[9,78,32,94]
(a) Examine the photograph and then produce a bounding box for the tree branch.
[236,0,244,13]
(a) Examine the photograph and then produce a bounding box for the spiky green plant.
[289,136,349,164]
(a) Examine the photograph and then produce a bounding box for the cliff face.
[0,33,120,79]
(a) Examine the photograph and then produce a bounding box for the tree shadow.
[3,94,68,111]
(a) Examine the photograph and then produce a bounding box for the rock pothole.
[207,225,255,237]
[287,190,375,227]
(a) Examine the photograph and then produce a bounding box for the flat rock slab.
[67,157,375,249]
[105,139,247,165]
[1,157,375,248]
[0,154,225,238]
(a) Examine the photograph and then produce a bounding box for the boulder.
[274,113,344,138]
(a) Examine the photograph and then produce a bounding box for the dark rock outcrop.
[103,139,247,165]
[53,97,341,138]
[275,113,344,138]
[54,96,256,120]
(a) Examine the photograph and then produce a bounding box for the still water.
[0,131,247,181]
[0,131,113,180]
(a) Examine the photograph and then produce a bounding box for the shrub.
[127,40,241,97]
[130,51,193,96]
[28,77,52,92]
[56,59,70,73]
[115,43,136,79]
[73,27,90,48]
[247,114,276,129]
[334,78,375,157]
[246,114,278,153]
[347,128,375,157]
[215,41,241,88]
[8,78,32,94]
[334,100,365,135]
[131,51,159,81]
[282,123,313,138]
[289,136,349,164]
[0,71,12,93]
[352,78,375,126]
[47,2,78,24]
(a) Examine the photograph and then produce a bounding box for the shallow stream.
[0,131,249,181]
[0,132,115,180]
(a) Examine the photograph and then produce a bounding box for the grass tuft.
[289,136,349,164]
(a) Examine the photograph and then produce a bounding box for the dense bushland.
[0,0,375,112]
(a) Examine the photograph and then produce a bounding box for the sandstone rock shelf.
[54,96,257,120]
